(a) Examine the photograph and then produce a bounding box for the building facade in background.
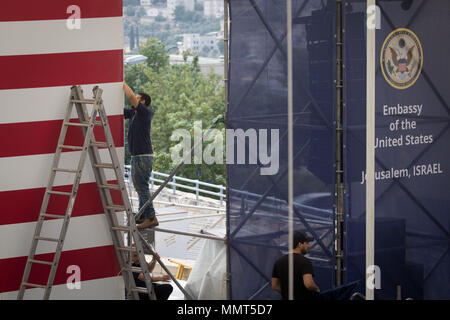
[179,32,220,54]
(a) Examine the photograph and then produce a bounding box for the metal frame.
[18,86,159,300]
[343,0,450,299]
[226,0,338,299]
[366,0,376,301]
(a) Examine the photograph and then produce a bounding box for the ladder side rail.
[72,86,139,299]
[92,88,156,300]
[17,91,77,300]
[86,146,138,299]
[86,129,138,299]
[97,106,130,210]
[80,87,155,299]
[131,226,157,300]
[94,106,140,299]
[43,101,99,299]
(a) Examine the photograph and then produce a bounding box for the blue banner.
[344,0,450,299]
[227,0,336,300]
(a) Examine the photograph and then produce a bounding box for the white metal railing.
[124,165,226,206]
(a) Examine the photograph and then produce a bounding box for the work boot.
[135,216,144,224]
[137,216,159,229]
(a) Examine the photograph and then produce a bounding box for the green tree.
[139,38,169,71]
[124,64,149,94]
[124,55,225,185]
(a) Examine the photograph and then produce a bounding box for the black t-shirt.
[124,102,153,156]
[272,253,316,300]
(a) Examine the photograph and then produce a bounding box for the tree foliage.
[139,38,170,71]
[125,38,226,186]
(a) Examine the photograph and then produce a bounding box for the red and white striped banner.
[0,0,125,299]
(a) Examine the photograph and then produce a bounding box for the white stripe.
[0,17,123,56]
[0,83,123,124]
[0,276,125,300]
[0,212,124,260]
[0,148,124,192]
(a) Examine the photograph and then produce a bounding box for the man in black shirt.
[131,249,173,300]
[123,82,158,229]
[272,231,320,300]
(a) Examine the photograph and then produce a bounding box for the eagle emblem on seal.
[381,28,423,90]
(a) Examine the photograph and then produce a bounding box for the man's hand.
[152,274,171,282]
[153,253,161,261]
[161,274,170,282]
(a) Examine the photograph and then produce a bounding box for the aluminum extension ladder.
[17,85,156,300]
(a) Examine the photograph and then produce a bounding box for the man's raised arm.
[123,81,139,109]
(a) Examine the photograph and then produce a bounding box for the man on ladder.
[123,82,158,229]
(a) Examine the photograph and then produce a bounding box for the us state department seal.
[380,28,423,90]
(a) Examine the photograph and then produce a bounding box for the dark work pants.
[138,283,173,300]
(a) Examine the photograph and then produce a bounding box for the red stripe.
[0,50,123,90]
[0,115,124,158]
[0,182,124,226]
[0,245,121,293]
[0,0,122,22]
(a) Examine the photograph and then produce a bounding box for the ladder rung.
[84,120,103,126]
[94,163,115,169]
[91,142,109,148]
[35,236,60,243]
[64,122,90,127]
[71,99,96,104]
[111,226,131,232]
[132,287,150,294]
[59,145,83,150]
[124,266,143,273]
[53,168,78,173]
[106,205,126,211]
[42,213,66,219]
[47,190,72,196]
[22,282,46,289]
[118,246,133,252]
[100,184,121,190]
[30,259,54,266]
